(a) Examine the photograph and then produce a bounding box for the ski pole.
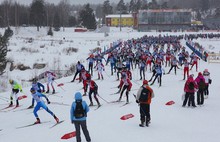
[97,94,110,103]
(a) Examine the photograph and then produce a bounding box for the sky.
[0,27,220,142]
[0,0,132,5]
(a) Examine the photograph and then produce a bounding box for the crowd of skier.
[2,32,216,141]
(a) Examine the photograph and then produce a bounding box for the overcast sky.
[0,0,132,5]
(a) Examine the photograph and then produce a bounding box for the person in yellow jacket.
[9,79,23,107]
[136,80,154,127]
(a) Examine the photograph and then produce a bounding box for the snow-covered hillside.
[0,27,220,142]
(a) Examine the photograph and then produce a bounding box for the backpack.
[74,100,85,119]
[198,79,206,90]
[188,82,194,90]
[139,86,150,102]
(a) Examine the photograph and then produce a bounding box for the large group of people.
[4,33,214,142]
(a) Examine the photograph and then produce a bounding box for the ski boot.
[28,105,34,109]
[54,115,59,123]
[52,90,55,94]
[34,118,41,124]
[89,102,94,106]
[139,121,145,127]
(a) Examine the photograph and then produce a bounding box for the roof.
[106,14,133,18]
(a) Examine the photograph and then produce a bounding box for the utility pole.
[120,9,122,32]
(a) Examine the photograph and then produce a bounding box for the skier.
[70,92,91,142]
[190,55,200,72]
[117,74,132,103]
[95,61,105,80]
[86,77,101,107]
[136,80,154,127]
[182,74,198,107]
[81,69,91,96]
[30,87,59,124]
[45,71,56,94]
[167,56,179,75]
[139,59,146,80]
[86,54,95,76]
[203,69,211,98]
[9,79,23,107]
[28,78,50,109]
[71,61,85,82]
[106,54,116,75]
[150,64,164,86]
[182,59,190,80]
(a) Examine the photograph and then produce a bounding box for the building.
[105,14,134,27]
[138,9,192,31]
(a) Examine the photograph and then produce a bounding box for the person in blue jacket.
[28,78,50,109]
[30,87,59,124]
[70,92,91,142]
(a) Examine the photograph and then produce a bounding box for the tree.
[116,0,127,14]
[78,4,97,30]
[30,0,46,31]
[148,0,159,9]
[58,0,71,31]
[214,7,220,18]
[161,2,169,9]
[0,27,11,75]
[68,16,77,27]
[200,0,210,12]
[102,0,113,24]
[53,11,61,31]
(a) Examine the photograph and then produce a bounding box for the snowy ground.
[0,27,220,142]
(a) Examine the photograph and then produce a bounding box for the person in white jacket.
[203,69,211,98]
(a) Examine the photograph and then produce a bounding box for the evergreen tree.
[148,0,159,9]
[78,4,97,30]
[102,0,113,24]
[53,11,61,31]
[30,0,46,31]
[117,0,127,14]
[47,26,53,36]
[200,0,210,12]
[68,16,77,27]
[0,28,11,75]
[214,7,220,18]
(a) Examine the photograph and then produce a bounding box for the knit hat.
[143,80,148,85]
[198,72,202,76]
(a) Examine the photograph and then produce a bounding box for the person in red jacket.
[86,77,101,107]
[117,74,132,103]
[182,74,198,107]
[81,69,91,96]
[195,72,206,105]
[136,80,154,127]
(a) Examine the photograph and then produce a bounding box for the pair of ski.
[109,100,130,107]
[0,105,21,112]
[89,105,101,110]
[16,120,64,129]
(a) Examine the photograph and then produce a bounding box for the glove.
[47,101,51,104]
[20,90,23,92]
[103,69,105,71]
[117,85,120,88]
[52,78,55,81]
[136,100,139,103]
[42,90,45,93]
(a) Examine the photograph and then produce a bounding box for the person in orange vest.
[136,80,154,127]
